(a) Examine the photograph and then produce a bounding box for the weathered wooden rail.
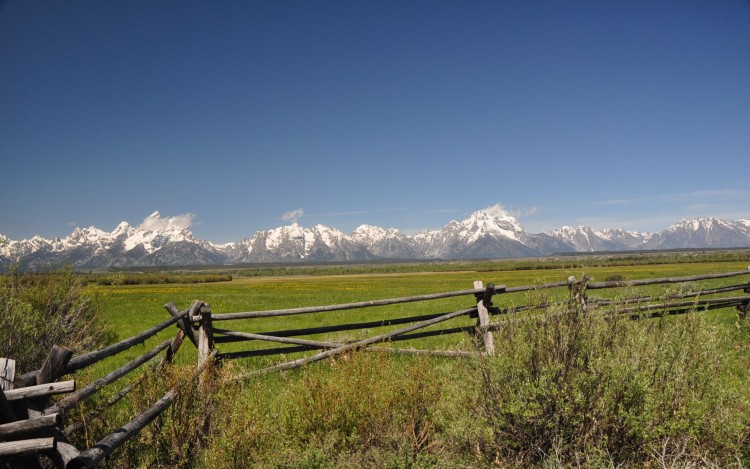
[0,302,209,468]
[1,267,749,467]
[205,268,750,381]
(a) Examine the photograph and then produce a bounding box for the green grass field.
[68,255,750,467]
[89,259,750,358]
[93,258,750,337]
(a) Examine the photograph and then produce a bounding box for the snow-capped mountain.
[351,225,422,259]
[1,212,226,270]
[2,209,750,270]
[412,209,537,259]
[645,217,750,250]
[543,226,655,252]
[228,223,374,262]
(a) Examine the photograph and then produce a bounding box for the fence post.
[38,346,73,386]
[1,359,15,392]
[738,280,750,319]
[197,303,215,369]
[0,359,16,424]
[567,275,589,313]
[473,281,495,356]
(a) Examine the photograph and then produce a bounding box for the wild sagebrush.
[469,297,750,466]
[0,267,110,372]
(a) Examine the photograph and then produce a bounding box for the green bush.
[469,302,750,466]
[0,268,109,373]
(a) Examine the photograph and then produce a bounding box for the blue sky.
[1,1,749,243]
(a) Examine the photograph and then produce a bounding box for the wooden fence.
[0,302,212,468]
[1,267,749,467]
[207,268,750,380]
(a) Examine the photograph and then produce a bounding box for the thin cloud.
[482,203,539,218]
[591,198,645,206]
[482,203,511,218]
[282,208,304,223]
[511,206,540,217]
[141,212,196,231]
[592,188,750,207]
[313,206,429,217]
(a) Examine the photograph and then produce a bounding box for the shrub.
[0,267,109,373]
[604,273,626,282]
[469,300,750,466]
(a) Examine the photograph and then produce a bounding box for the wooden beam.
[67,350,216,469]
[217,325,474,359]
[212,329,472,357]
[611,295,750,316]
[65,309,189,374]
[46,339,171,416]
[586,269,750,290]
[156,329,186,372]
[0,437,56,457]
[37,345,73,385]
[474,281,495,356]
[164,301,197,348]
[0,390,16,424]
[1,358,16,391]
[211,287,505,321]
[4,381,75,401]
[213,310,461,343]
[197,303,214,370]
[67,389,175,468]
[0,359,17,424]
[63,378,142,436]
[234,306,476,380]
[0,413,61,439]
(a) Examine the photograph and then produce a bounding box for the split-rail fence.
[1,267,749,467]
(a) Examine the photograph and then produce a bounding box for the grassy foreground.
[19,256,750,467]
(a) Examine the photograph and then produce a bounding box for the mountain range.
[2,209,750,270]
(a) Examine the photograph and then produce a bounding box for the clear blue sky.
[2,1,749,243]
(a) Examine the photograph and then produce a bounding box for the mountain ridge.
[2,210,750,270]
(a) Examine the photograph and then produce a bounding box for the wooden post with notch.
[568,275,589,313]
[473,281,495,356]
[197,302,215,369]
[0,359,17,424]
[1,358,15,392]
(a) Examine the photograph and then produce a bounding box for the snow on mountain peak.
[113,221,133,236]
[4,208,750,270]
[139,211,195,232]
[351,224,402,246]
[667,216,720,232]
[461,207,525,242]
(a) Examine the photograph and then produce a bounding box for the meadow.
[5,253,750,467]
[54,253,749,467]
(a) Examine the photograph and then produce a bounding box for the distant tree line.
[87,272,233,286]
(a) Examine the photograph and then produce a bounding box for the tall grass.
[105,302,750,467]
[6,262,750,466]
